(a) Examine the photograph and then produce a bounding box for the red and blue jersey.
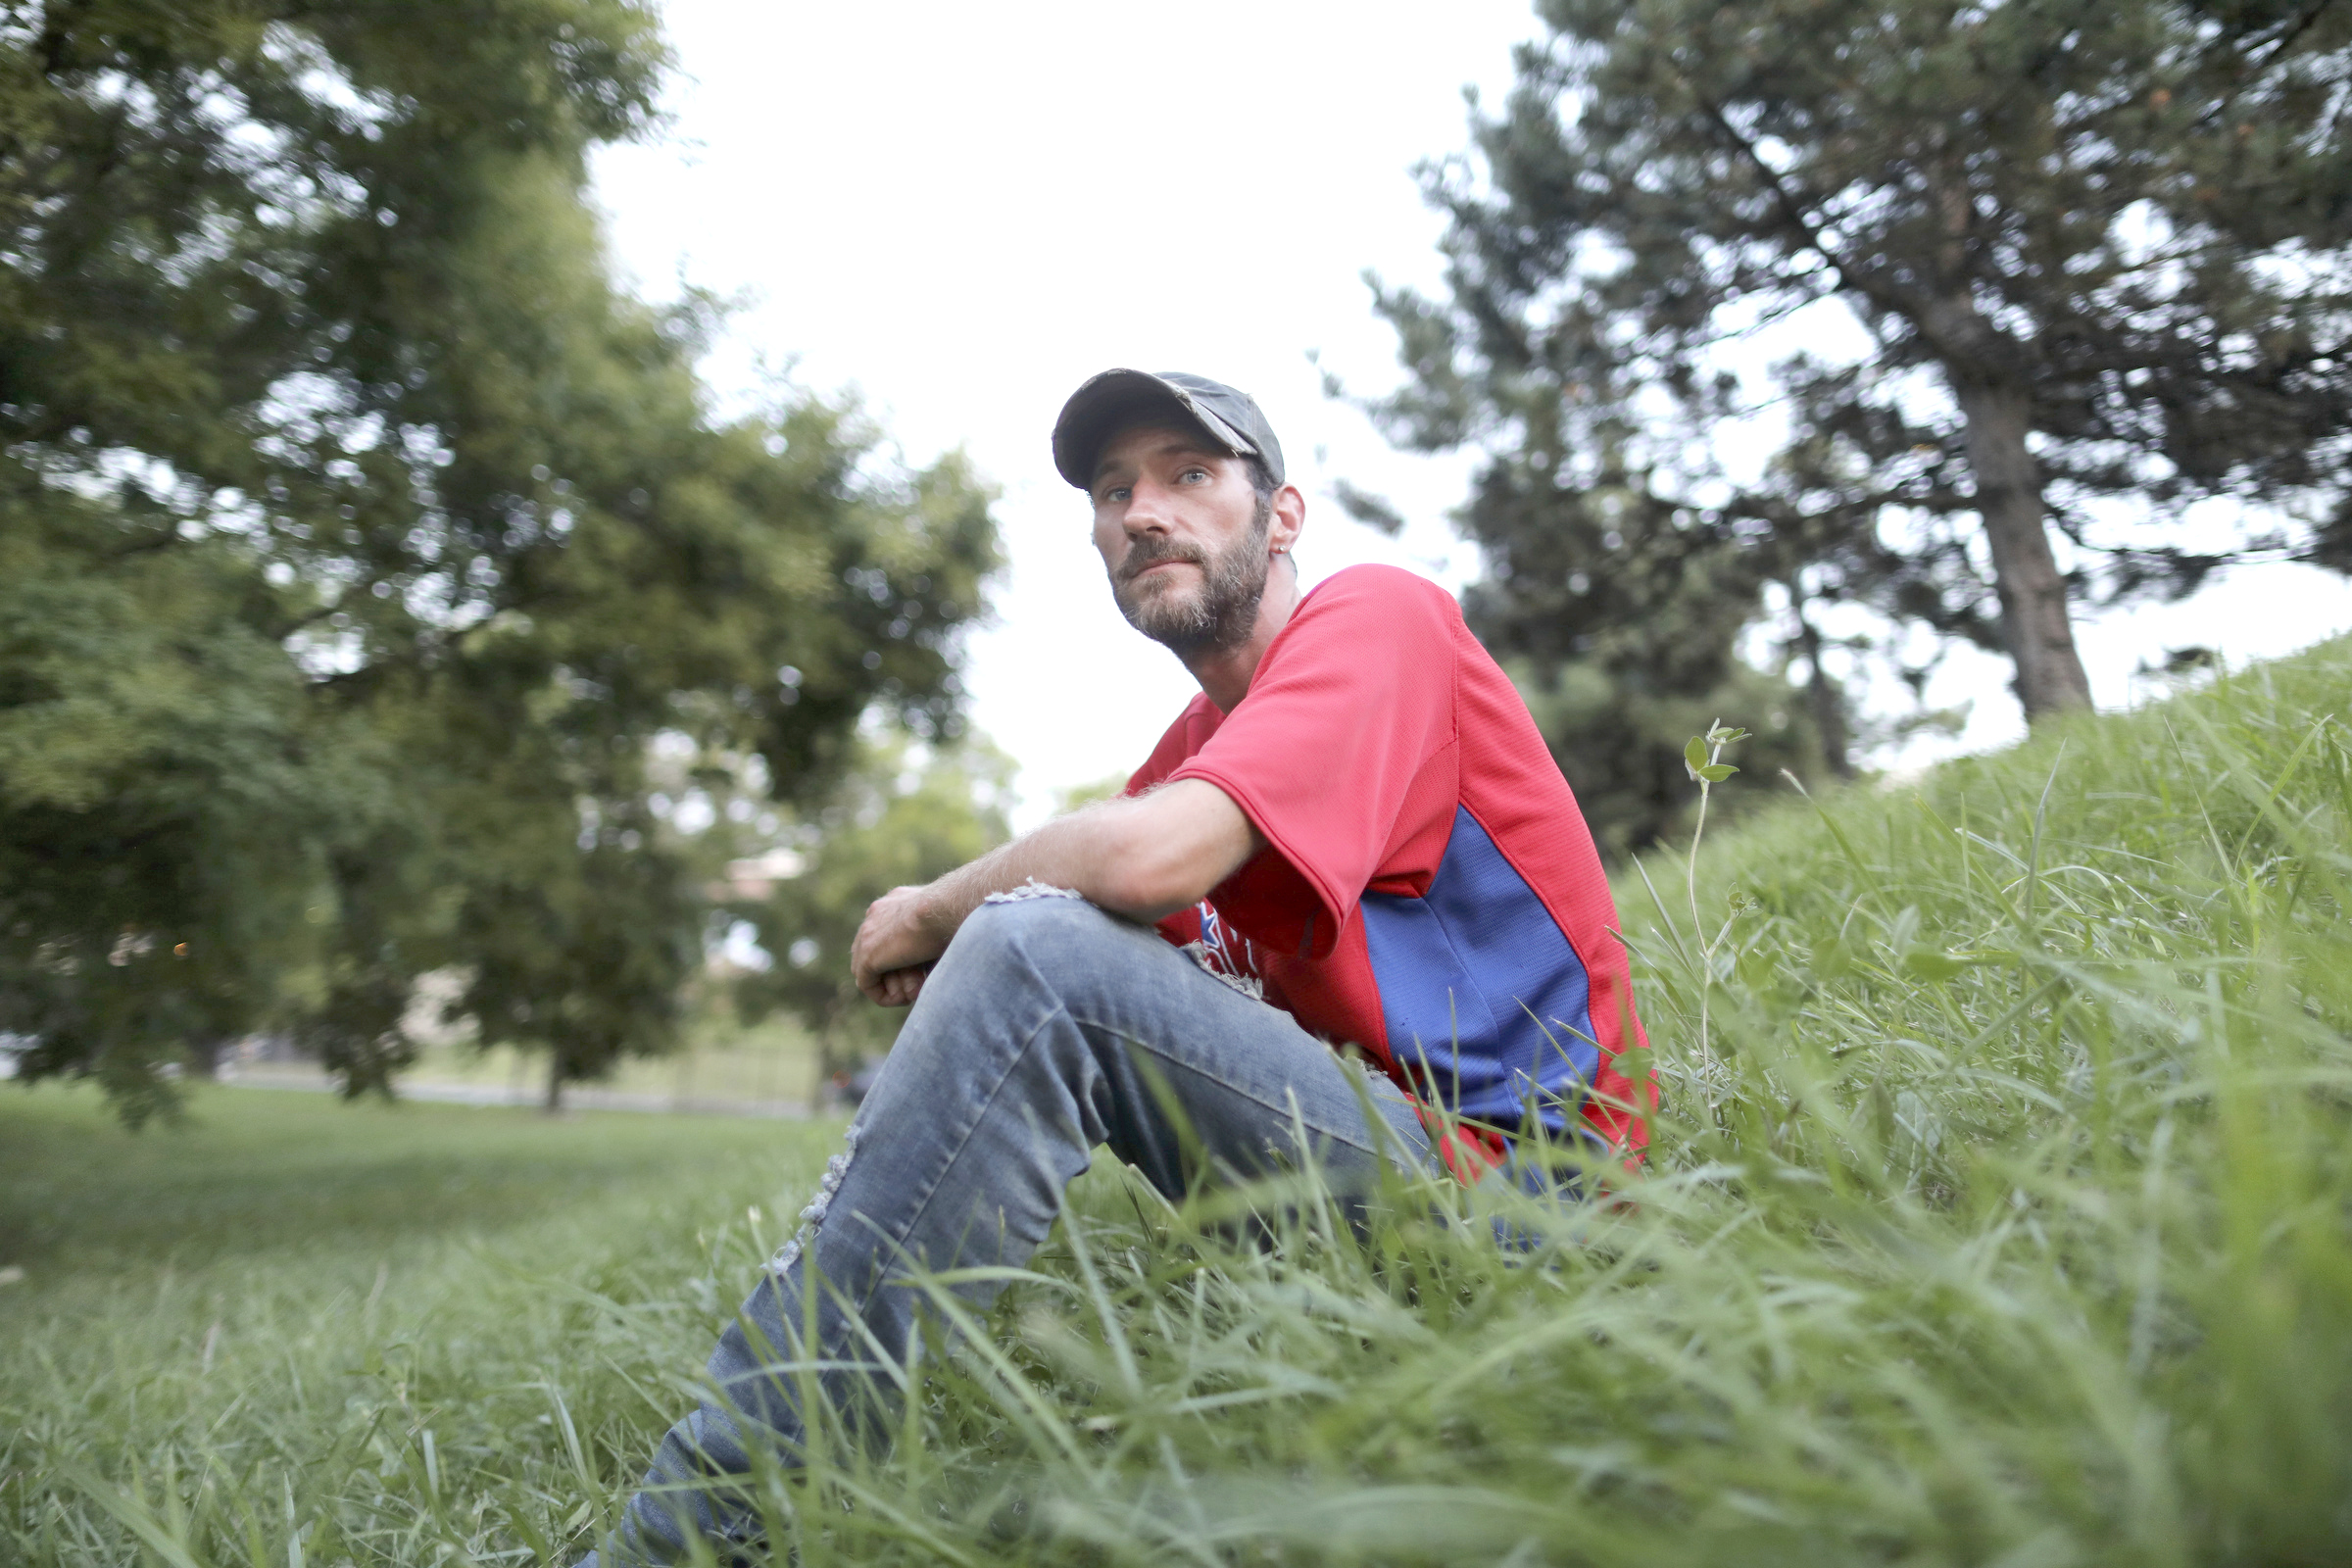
[1127,564,1653,1162]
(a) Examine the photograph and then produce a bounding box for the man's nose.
[1122,479,1177,535]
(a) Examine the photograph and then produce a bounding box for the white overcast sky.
[593,0,2352,827]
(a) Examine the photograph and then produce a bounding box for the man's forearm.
[850,781,1261,1004]
[915,793,1199,943]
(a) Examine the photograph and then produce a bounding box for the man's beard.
[1110,497,1274,658]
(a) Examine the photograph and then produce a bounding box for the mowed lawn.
[2,1092,847,1566]
[7,639,2352,1567]
[0,1090,838,1284]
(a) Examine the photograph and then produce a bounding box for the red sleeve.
[1168,566,1458,959]
[1124,694,1220,797]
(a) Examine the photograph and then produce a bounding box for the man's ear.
[1269,483,1306,556]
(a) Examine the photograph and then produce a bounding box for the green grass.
[7,640,2350,1566]
[2,1092,846,1566]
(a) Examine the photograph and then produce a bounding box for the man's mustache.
[1118,539,1204,582]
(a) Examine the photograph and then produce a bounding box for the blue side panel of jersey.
[1358,806,1599,1128]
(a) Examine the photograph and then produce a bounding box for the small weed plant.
[6,642,2352,1565]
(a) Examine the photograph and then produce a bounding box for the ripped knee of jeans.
[981,877,1086,905]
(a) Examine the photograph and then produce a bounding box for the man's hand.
[850,883,949,1006]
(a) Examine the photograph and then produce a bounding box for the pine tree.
[1359,0,2352,747]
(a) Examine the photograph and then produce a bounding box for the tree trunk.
[1792,603,1856,779]
[1952,381,2093,719]
[544,1055,565,1114]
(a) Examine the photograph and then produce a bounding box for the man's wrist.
[914,879,953,943]
[912,871,975,948]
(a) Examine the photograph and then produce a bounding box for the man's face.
[1089,422,1273,658]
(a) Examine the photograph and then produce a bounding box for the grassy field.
[387,1013,821,1109]
[6,639,2350,1566]
[0,1093,847,1566]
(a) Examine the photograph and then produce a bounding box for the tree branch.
[1683,87,1972,365]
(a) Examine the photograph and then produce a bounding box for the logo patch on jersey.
[1183,900,1264,1001]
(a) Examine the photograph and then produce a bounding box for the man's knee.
[873,896,1138,1100]
[939,891,1138,986]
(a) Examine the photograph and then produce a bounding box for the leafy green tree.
[1356,0,2352,763]
[735,736,1015,1092]
[0,515,370,1125]
[0,3,999,1120]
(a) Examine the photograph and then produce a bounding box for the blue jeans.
[590,895,1438,1565]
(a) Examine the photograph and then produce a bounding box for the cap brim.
[1051,368,1257,490]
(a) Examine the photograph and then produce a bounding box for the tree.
[0,514,370,1125]
[1507,652,1841,865]
[0,3,999,1121]
[1357,0,2352,749]
[733,736,1014,1093]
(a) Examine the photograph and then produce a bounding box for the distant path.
[221,1068,811,1119]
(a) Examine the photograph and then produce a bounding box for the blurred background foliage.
[0,1,1000,1121]
[731,734,1015,1090]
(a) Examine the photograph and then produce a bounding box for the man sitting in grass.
[587,369,1654,1564]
